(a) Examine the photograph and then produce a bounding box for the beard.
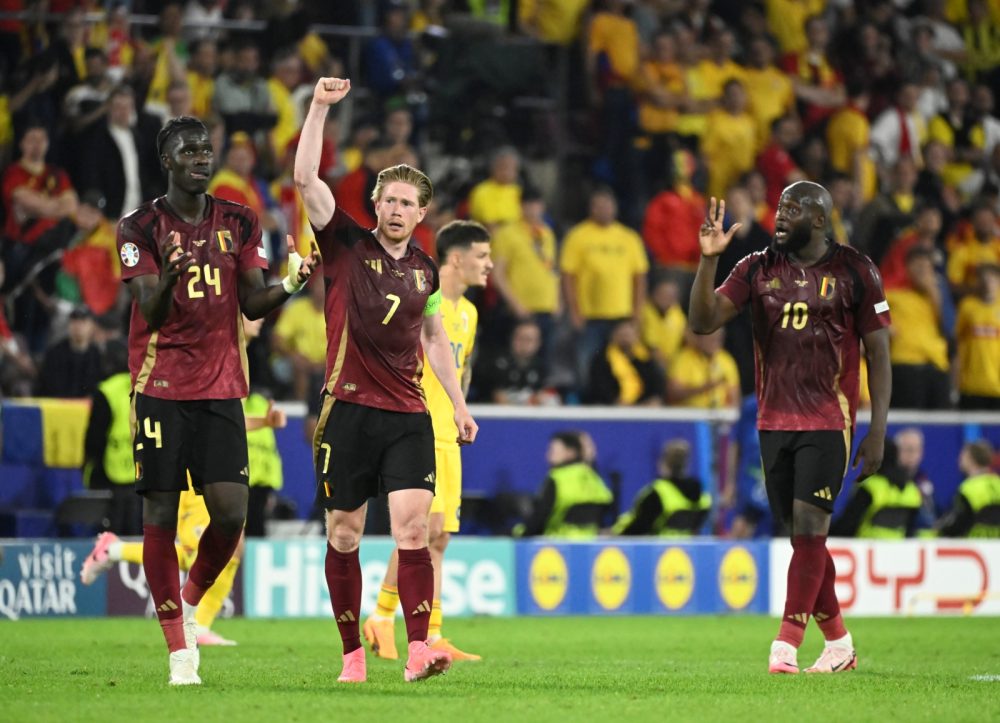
[771,226,812,255]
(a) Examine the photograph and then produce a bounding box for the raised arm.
[294,78,351,230]
[689,197,741,334]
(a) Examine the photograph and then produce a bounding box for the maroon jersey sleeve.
[313,206,373,254]
[117,208,162,280]
[235,207,269,272]
[852,256,892,335]
[716,252,760,310]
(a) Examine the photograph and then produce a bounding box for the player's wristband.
[282,250,305,294]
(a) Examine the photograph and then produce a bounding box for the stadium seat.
[54,491,112,538]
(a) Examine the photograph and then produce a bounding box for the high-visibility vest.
[244,393,283,490]
[959,473,1000,538]
[612,479,712,537]
[98,372,136,485]
[857,475,922,539]
[544,462,614,539]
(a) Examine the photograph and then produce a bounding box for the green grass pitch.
[2,616,998,722]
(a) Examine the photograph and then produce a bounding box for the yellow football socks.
[120,542,144,564]
[195,557,240,629]
[428,599,443,639]
[375,584,399,618]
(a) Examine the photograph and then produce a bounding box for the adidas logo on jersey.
[240,466,249,477]
[814,487,833,501]
[337,610,356,623]
[411,600,432,615]
[424,472,436,485]
[365,259,383,274]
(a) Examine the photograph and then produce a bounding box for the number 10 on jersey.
[781,301,809,330]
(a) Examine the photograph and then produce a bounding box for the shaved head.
[773,181,834,255]
[782,181,833,220]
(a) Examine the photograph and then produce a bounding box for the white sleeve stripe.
[874,300,889,313]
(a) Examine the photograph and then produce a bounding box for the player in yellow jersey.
[80,316,285,646]
[363,220,492,661]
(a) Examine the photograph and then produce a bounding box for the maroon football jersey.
[717,243,891,431]
[117,196,269,400]
[314,208,439,413]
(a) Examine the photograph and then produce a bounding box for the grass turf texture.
[2,616,998,722]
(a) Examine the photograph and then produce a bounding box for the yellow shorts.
[176,487,209,569]
[429,442,461,533]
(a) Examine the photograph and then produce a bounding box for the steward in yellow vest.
[832,439,921,538]
[613,439,711,536]
[938,440,1000,538]
[517,431,613,539]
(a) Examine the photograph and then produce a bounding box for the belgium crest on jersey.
[413,269,427,292]
[820,276,836,299]
[216,229,234,253]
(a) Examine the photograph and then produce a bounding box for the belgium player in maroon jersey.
[690,182,892,675]
[116,116,318,685]
[294,77,478,684]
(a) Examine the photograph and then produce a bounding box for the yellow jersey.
[640,302,686,364]
[668,346,740,408]
[742,66,794,150]
[560,219,649,320]
[274,297,327,364]
[956,295,1000,397]
[947,240,1000,288]
[491,218,559,313]
[468,179,522,227]
[884,288,949,370]
[702,109,758,199]
[827,105,878,202]
[422,295,478,444]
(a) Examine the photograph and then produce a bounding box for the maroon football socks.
[181,523,242,606]
[777,534,828,647]
[813,548,848,640]
[397,547,434,643]
[325,544,363,654]
[142,523,186,653]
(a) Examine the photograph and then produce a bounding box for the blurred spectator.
[937,440,1000,538]
[640,275,686,371]
[60,190,120,317]
[673,23,715,147]
[77,85,162,220]
[98,4,138,84]
[880,204,944,290]
[959,0,1000,89]
[213,39,276,142]
[832,439,922,538]
[586,318,665,406]
[742,36,795,152]
[782,14,845,132]
[143,2,188,116]
[1,122,78,350]
[587,0,639,199]
[743,169,776,234]
[916,0,967,73]
[766,0,826,54]
[969,84,1000,165]
[489,189,559,336]
[63,48,115,134]
[82,341,140,535]
[268,47,307,162]
[960,135,1000,201]
[162,79,194,123]
[468,146,522,228]
[561,187,648,385]
[827,171,861,246]
[383,104,416,151]
[183,0,224,44]
[517,0,589,45]
[757,114,804,209]
[699,28,746,105]
[186,38,218,120]
[612,439,710,537]
[895,427,938,530]
[0,258,36,396]
[703,79,756,200]
[635,28,686,192]
[856,156,919,263]
[365,1,422,102]
[926,78,978,186]
[36,306,103,398]
[885,247,952,409]
[475,319,555,405]
[515,431,613,538]
[334,140,416,229]
[827,82,878,204]
[338,116,379,177]
[642,150,705,273]
[272,277,326,402]
[667,327,739,409]
[946,202,1000,296]
[270,142,315,258]
[955,263,1000,410]
[871,82,926,170]
[207,131,280,236]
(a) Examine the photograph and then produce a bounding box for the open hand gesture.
[699,197,743,258]
[160,231,194,286]
[287,234,320,286]
[312,77,351,106]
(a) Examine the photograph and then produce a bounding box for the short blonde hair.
[371,164,433,208]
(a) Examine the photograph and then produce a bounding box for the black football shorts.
[759,429,851,521]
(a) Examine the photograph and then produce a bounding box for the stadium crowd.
[1,0,999,413]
